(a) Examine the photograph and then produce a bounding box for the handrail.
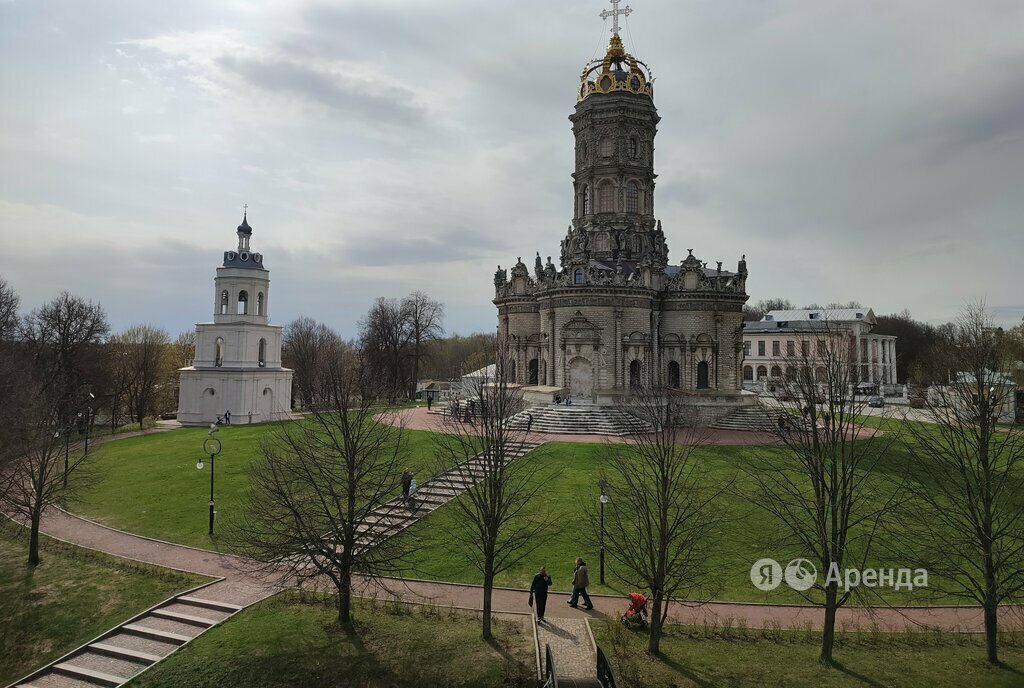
[543,643,559,688]
[596,646,618,688]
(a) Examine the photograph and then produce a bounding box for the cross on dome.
[599,0,632,35]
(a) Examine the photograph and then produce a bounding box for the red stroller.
[621,592,649,629]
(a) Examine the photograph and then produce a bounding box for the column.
[868,338,876,384]
[549,308,557,386]
[614,309,623,389]
[651,310,660,387]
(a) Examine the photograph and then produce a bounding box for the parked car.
[867,396,884,408]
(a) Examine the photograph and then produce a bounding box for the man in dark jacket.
[530,566,552,622]
[567,557,593,609]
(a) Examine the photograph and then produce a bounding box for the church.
[493,11,750,419]
[177,212,293,425]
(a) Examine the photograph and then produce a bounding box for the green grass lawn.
[72,418,1018,605]
[0,525,208,686]
[126,593,536,688]
[592,619,1024,687]
[72,422,441,550]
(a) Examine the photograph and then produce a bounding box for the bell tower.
[563,19,663,267]
[177,209,293,425]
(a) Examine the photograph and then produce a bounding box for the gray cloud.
[2,0,1024,337]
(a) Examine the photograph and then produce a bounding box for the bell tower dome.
[213,207,270,325]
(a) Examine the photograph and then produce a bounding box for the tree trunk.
[647,594,664,654]
[820,583,838,664]
[482,572,494,640]
[338,569,353,626]
[28,508,42,566]
[984,548,999,664]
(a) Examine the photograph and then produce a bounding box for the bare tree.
[0,276,18,341]
[227,343,417,625]
[281,317,341,409]
[401,291,444,398]
[358,298,410,401]
[432,353,551,639]
[110,325,170,428]
[2,391,97,565]
[171,329,197,368]
[748,322,902,663]
[897,304,1024,664]
[18,291,109,422]
[595,386,731,654]
[743,297,794,322]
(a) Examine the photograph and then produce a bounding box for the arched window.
[528,358,539,385]
[816,366,827,381]
[599,136,613,158]
[574,268,585,285]
[628,137,638,159]
[599,183,614,213]
[756,365,768,379]
[258,338,266,367]
[770,365,782,378]
[582,186,591,215]
[743,365,753,381]
[785,366,797,381]
[629,360,642,389]
[215,337,224,367]
[237,290,248,315]
[220,290,229,315]
[697,361,710,389]
[257,292,264,316]
[668,360,680,388]
[626,182,639,213]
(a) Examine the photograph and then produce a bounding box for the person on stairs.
[530,565,552,623]
[567,557,593,609]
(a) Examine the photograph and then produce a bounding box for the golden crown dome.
[578,33,654,102]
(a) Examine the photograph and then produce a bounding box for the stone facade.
[493,33,748,406]
[177,213,293,425]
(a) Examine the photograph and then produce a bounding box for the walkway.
[390,406,783,445]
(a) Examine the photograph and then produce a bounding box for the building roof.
[763,308,876,324]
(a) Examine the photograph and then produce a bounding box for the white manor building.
[177,212,293,425]
[742,308,898,392]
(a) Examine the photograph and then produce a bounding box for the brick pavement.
[535,617,595,679]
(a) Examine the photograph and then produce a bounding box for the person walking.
[567,557,593,609]
[529,566,552,622]
[526,412,534,434]
[401,471,413,508]
[426,396,432,411]
[225,409,232,425]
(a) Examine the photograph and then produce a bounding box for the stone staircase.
[14,588,243,688]
[12,443,542,688]
[709,405,780,433]
[349,440,542,551]
[506,403,653,436]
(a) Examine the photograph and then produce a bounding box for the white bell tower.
[177,210,294,425]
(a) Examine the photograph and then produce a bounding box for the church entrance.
[528,358,539,385]
[568,358,594,399]
[629,360,642,389]
[697,361,710,389]
[668,361,680,388]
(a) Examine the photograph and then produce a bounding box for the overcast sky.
[2,0,1022,338]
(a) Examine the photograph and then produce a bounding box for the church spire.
[237,204,252,252]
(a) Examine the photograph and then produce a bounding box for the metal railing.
[543,643,558,688]
[596,646,619,688]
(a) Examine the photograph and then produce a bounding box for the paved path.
[388,406,783,445]
[535,617,595,679]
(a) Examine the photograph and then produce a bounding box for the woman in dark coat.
[530,566,553,622]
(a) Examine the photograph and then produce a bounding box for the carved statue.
[534,252,544,280]
[493,265,507,289]
[545,256,556,281]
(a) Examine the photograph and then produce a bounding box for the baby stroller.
[621,592,649,630]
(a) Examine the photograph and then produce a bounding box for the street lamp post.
[599,479,609,585]
[84,392,95,455]
[197,424,222,535]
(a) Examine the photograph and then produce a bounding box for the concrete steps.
[13,592,243,687]
[708,405,779,433]
[507,404,653,436]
